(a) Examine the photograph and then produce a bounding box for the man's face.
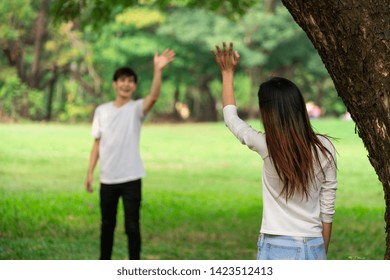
[113,76,137,99]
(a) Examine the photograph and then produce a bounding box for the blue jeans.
[257,234,327,260]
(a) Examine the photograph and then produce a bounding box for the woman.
[211,42,337,260]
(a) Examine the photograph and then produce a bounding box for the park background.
[0,0,385,259]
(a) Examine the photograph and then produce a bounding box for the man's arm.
[85,139,99,193]
[143,49,175,115]
[322,222,333,254]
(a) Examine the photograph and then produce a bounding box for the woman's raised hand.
[211,42,240,73]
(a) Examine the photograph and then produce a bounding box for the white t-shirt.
[91,99,146,184]
[223,105,337,237]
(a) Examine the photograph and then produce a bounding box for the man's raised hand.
[154,49,175,70]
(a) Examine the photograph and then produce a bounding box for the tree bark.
[281,0,390,259]
[70,70,100,97]
[3,41,27,83]
[46,65,58,121]
[29,0,50,88]
[198,76,218,122]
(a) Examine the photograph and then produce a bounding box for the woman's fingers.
[229,42,233,55]
[212,42,239,70]
[214,42,234,56]
[234,50,240,62]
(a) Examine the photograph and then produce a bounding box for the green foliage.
[57,80,95,122]
[238,4,345,115]
[0,74,45,120]
[0,0,98,121]
[51,0,257,27]
[89,9,181,110]
[0,0,345,122]
[211,73,252,109]
[116,7,165,28]
[0,0,35,40]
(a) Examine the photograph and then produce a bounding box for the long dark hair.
[258,77,335,199]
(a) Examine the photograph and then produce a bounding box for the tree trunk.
[281,0,390,259]
[248,67,262,118]
[71,69,100,97]
[198,76,218,122]
[3,42,27,83]
[46,65,58,121]
[29,0,50,88]
[265,0,278,13]
[172,85,181,119]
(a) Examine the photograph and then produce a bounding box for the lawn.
[0,118,385,259]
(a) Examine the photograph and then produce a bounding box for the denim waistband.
[260,233,322,243]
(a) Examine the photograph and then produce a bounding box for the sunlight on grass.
[0,120,385,259]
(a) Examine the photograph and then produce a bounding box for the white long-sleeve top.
[223,105,337,237]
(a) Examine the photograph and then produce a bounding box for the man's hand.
[211,42,240,73]
[85,173,93,193]
[154,49,175,71]
[143,48,175,114]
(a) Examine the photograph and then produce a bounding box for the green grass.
[0,119,385,260]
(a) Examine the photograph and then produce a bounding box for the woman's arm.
[322,222,333,254]
[212,42,267,157]
[211,42,240,107]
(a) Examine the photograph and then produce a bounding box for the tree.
[1,0,50,90]
[0,0,49,119]
[0,0,91,120]
[281,0,390,259]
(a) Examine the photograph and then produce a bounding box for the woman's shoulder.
[316,134,336,152]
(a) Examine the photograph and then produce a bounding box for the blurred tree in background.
[0,0,99,121]
[0,0,344,122]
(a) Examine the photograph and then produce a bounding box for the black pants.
[100,179,141,260]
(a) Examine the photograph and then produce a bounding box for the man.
[85,49,175,259]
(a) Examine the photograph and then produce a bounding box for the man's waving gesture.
[143,49,175,114]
